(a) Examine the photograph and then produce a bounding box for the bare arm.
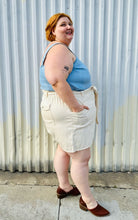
[52,79,89,112]
[44,44,89,112]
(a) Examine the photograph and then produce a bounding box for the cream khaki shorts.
[41,86,98,153]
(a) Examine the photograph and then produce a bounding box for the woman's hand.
[71,104,89,112]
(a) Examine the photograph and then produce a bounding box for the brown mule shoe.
[57,186,80,199]
[79,196,110,217]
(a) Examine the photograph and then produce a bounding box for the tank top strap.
[41,42,68,66]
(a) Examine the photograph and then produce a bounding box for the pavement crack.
[57,199,61,220]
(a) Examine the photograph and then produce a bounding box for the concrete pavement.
[0,171,137,220]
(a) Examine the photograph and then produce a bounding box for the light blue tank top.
[39,43,92,91]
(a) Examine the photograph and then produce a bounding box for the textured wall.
[0,0,137,172]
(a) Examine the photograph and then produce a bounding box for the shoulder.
[47,42,70,57]
[45,42,73,66]
[40,42,68,66]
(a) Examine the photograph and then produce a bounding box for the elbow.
[49,79,58,87]
[51,80,61,89]
[52,79,66,90]
[45,73,58,86]
[45,72,66,88]
[47,77,62,89]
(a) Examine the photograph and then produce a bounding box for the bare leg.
[68,148,97,209]
[54,144,73,192]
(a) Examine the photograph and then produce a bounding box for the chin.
[67,39,73,45]
[67,36,73,41]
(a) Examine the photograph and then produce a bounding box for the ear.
[52,28,56,36]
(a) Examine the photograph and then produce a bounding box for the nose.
[67,24,73,29]
[67,25,71,29]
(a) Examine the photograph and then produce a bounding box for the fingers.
[72,104,89,112]
[83,105,89,110]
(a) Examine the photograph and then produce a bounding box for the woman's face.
[52,17,74,46]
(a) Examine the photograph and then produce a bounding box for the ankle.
[86,200,98,209]
[82,196,97,209]
[59,185,73,192]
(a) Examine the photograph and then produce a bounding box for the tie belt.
[91,86,99,124]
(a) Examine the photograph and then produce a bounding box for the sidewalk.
[0,171,137,220]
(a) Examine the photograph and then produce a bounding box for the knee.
[82,153,91,164]
[71,149,91,165]
[86,150,91,161]
[81,153,90,164]
[71,156,89,170]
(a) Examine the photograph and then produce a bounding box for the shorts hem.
[61,145,91,153]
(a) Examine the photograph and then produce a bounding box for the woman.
[40,13,110,217]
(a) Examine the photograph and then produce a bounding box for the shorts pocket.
[41,102,54,122]
[70,109,89,125]
[71,108,88,115]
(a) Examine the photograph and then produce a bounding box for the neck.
[55,39,71,47]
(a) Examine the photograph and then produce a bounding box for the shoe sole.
[57,193,80,199]
[79,203,88,211]
[57,193,68,199]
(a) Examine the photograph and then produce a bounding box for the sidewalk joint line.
[57,199,61,220]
